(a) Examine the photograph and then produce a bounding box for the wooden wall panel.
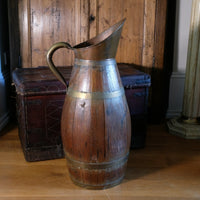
[154,0,168,69]
[92,0,145,65]
[19,0,89,67]
[89,0,158,67]
[142,0,156,68]
[30,0,89,67]
[18,0,166,69]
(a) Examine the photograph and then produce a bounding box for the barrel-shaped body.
[61,58,131,189]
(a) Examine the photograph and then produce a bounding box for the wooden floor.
[0,123,200,200]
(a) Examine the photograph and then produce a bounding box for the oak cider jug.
[46,19,131,189]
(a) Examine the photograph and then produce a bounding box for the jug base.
[67,159,128,190]
[69,174,125,190]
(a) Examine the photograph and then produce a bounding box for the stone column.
[168,0,200,139]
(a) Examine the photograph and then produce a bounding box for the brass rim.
[67,87,125,100]
[74,58,116,67]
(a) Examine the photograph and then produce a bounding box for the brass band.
[65,152,129,170]
[74,58,116,67]
[67,87,125,99]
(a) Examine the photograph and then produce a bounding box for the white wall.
[173,0,192,72]
[167,0,192,118]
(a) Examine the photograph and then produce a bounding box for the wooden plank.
[80,0,90,42]
[31,0,45,67]
[18,0,32,67]
[61,0,77,66]
[75,0,81,45]
[111,0,125,62]
[153,0,167,69]
[121,0,145,64]
[97,0,124,63]
[97,0,110,31]
[89,0,97,38]
[142,0,156,68]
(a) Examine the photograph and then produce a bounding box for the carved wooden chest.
[13,64,150,161]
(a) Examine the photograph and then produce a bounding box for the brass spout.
[73,18,126,60]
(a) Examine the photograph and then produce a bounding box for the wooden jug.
[46,19,131,189]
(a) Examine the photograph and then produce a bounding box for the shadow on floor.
[123,122,200,182]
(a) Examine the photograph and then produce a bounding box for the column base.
[167,118,200,139]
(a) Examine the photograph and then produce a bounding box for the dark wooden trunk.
[13,67,72,161]
[13,64,150,162]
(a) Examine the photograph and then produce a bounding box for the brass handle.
[46,42,73,87]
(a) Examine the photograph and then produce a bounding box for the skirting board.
[0,112,10,132]
[166,72,185,118]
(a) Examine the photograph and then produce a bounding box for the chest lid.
[118,64,151,88]
[12,66,72,96]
